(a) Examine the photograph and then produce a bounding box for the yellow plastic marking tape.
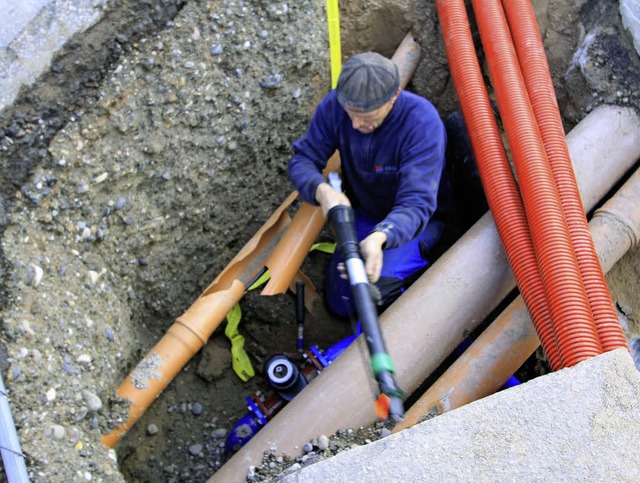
[224,243,334,381]
[225,303,255,382]
[248,269,271,291]
[326,0,342,88]
[311,242,336,254]
[225,269,271,381]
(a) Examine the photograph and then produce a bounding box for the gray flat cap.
[336,52,400,112]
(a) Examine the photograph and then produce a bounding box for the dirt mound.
[0,0,639,481]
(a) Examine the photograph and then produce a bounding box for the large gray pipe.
[210,105,640,482]
[395,165,640,430]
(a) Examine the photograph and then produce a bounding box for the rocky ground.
[0,0,639,482]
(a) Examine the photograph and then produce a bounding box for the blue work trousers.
[326,209,443,317]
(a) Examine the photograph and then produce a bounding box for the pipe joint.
[592,208,640,248]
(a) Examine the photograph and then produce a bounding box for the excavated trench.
[0,0,639,481]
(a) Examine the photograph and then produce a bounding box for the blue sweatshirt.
[288,90,447,249]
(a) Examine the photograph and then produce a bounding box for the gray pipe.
[396,165,640,429]
[210,105,640,483]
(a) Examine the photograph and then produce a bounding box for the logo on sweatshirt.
[374,165,397,173]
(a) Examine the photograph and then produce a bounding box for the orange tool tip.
[373,393,390,420]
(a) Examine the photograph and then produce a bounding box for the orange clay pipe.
[102,192,297,448]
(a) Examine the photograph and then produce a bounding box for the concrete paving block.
[621,0,640,56]
[280,349,640,482]
[0,0,108,111]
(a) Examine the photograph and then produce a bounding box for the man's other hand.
[359,231,387,283]
[315,182,351,217]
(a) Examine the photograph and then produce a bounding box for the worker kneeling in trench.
[288,51,482,317]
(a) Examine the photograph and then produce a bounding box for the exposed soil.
[0,0,639,482]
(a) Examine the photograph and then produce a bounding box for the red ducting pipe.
[502,0,628,355]
[435,0,561,367]
[471,0,603,367]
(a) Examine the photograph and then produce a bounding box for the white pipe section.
[210,105,640,483]
[0,374,30,482]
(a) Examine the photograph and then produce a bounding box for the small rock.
[379,427,392,438]
[76,354,92,364]
[26,264,44,287]
[46,387,56,402]
[83,390,103,412]
[94,172,108,184]
[86,268,106,286]
[86,270,100,286]
[211,43,223,55]
[76,406,89,422]
[189,443,203,456]
[259,72,283,88]
[303,442,313,453]
[114,198,126,210]
[147,424,159,436]
[283,463,301,474]
[317,434,329,451]
[192,403,203,416]
[50,424,66,440]
[211,428,227,439]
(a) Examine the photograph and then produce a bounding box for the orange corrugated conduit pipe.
[502,0,628,356]
[434,0,562,368]
[471,0,603,367]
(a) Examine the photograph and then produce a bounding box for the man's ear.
[391,88,401,105]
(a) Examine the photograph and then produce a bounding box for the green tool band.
[371,353,395,375]
[384,387,405,398]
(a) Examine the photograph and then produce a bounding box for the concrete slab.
[279,349,640,482]
[621,0,640,55]
[0,0,107,111]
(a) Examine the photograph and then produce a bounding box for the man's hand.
[336,230,387,283]
[315,182,351,217]
[359,231,387,283]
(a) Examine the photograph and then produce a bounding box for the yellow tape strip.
[248,269,271,291]
[326,0,342,89]
[225,270,272,381]
[224,245,334,381]
[225,303,255,382]
[311,242,336,254]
